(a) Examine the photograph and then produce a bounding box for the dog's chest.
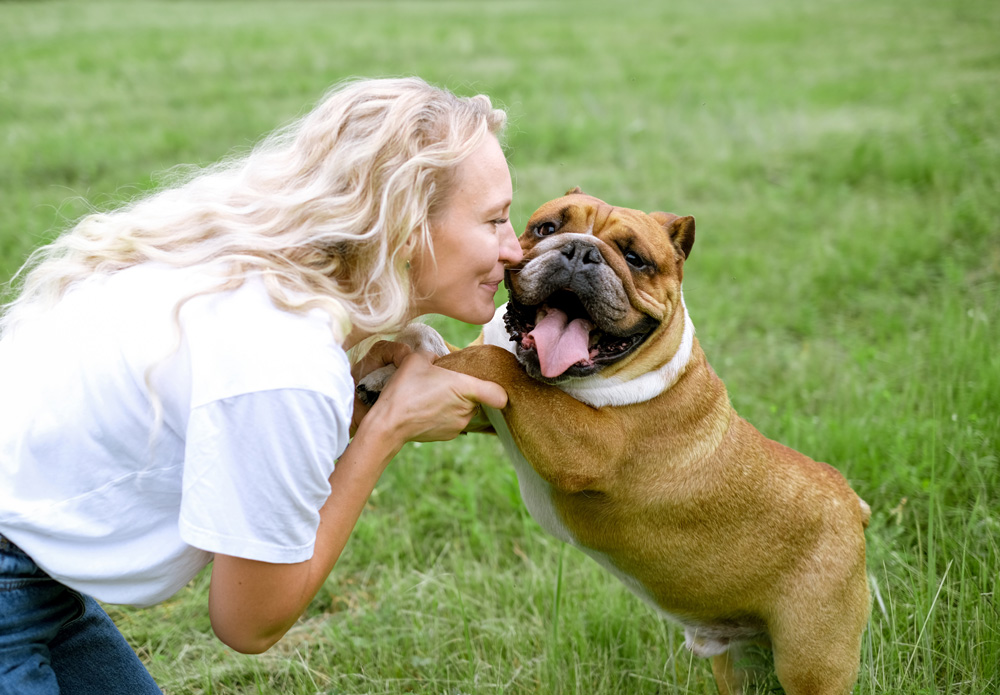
[483,406,764,654]
[482,406,670,616]
[483,406,574,544]
[480,307,721,636]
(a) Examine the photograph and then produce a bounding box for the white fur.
[396,321,451,357]
[684,629,736,658]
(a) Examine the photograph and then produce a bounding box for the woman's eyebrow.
[486,197,512,215]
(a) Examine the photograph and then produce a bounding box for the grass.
[1,0,998,692]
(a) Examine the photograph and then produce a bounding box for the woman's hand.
[351,338,507,445]
[349,340,413,436]
[359,346,507,446]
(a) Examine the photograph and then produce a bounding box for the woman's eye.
[624,251,647,269]
[534,222,558,236]
[493,217,509,227]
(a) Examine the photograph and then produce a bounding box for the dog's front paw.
[354,323,451,407]
[356,364,397,406]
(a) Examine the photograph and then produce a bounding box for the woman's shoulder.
[173,270,353,406]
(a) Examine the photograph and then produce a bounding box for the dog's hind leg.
[768,599,868,695]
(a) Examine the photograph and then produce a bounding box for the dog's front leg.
[436,345,628,493]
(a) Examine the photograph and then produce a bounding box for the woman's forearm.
[208,417,404,654]
[207,350,505,654]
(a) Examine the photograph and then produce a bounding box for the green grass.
[2,0,998,693]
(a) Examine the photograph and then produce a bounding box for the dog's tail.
[858,497,872,529]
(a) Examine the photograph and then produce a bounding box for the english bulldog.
[360,188,871,695]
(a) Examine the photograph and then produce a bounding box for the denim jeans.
[0,535,162,695]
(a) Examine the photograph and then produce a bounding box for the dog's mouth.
[503,290,655,381]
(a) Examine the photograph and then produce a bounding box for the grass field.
[2,0,998,693]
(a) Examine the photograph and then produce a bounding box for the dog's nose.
[561,240,602,265]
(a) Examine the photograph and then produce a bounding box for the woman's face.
[410,135,522,325]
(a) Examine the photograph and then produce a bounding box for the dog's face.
[503,188,695,382]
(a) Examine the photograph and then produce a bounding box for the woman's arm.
[207,415,399,654]
[206,349,507,654]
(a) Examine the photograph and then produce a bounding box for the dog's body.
[364,189,870,694]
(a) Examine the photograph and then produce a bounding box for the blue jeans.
[0,535,161,695]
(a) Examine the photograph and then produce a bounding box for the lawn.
[1,0,998,693]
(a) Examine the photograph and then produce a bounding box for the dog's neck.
[485,295,695,409]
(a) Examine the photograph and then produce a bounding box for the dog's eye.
[534,222,558,237]
[624,250,647,269]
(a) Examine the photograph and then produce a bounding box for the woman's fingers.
[351,340,413,382]
[453,371,508,411]
[363,350,508,444]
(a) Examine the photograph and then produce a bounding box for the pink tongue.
[527,308,594,378]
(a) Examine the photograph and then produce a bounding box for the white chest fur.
[481,305,695,628]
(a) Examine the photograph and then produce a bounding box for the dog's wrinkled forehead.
[522,192,680,267]
[527,194,654,237]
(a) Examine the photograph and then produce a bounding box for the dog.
[359,188,871,695]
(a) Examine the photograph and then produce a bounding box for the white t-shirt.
[0,264,354,606]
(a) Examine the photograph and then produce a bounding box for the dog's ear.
[649,212,696,260]
[565,186,584,196]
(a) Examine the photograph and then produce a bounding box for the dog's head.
[503,187,694,383]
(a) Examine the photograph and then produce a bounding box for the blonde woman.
[0,77,521,694]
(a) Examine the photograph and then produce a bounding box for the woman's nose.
[499,223,523,266]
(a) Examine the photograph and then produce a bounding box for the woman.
[0,76,522,693]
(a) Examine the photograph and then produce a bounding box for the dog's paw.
[398,323,450,358]
[354,323,451,407]
[356,364,396,406]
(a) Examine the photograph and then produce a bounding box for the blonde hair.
[0,77,507,341]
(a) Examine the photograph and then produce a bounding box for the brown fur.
[436,190,870,694]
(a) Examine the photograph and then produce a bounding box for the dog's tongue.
[528,307,593,378]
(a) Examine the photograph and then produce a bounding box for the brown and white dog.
[361,188,871,695]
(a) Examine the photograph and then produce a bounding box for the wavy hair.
[0,77,507,341]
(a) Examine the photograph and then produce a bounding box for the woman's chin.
[450,300,498,326]
[420,289,497,326]
[465,304,498,326]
